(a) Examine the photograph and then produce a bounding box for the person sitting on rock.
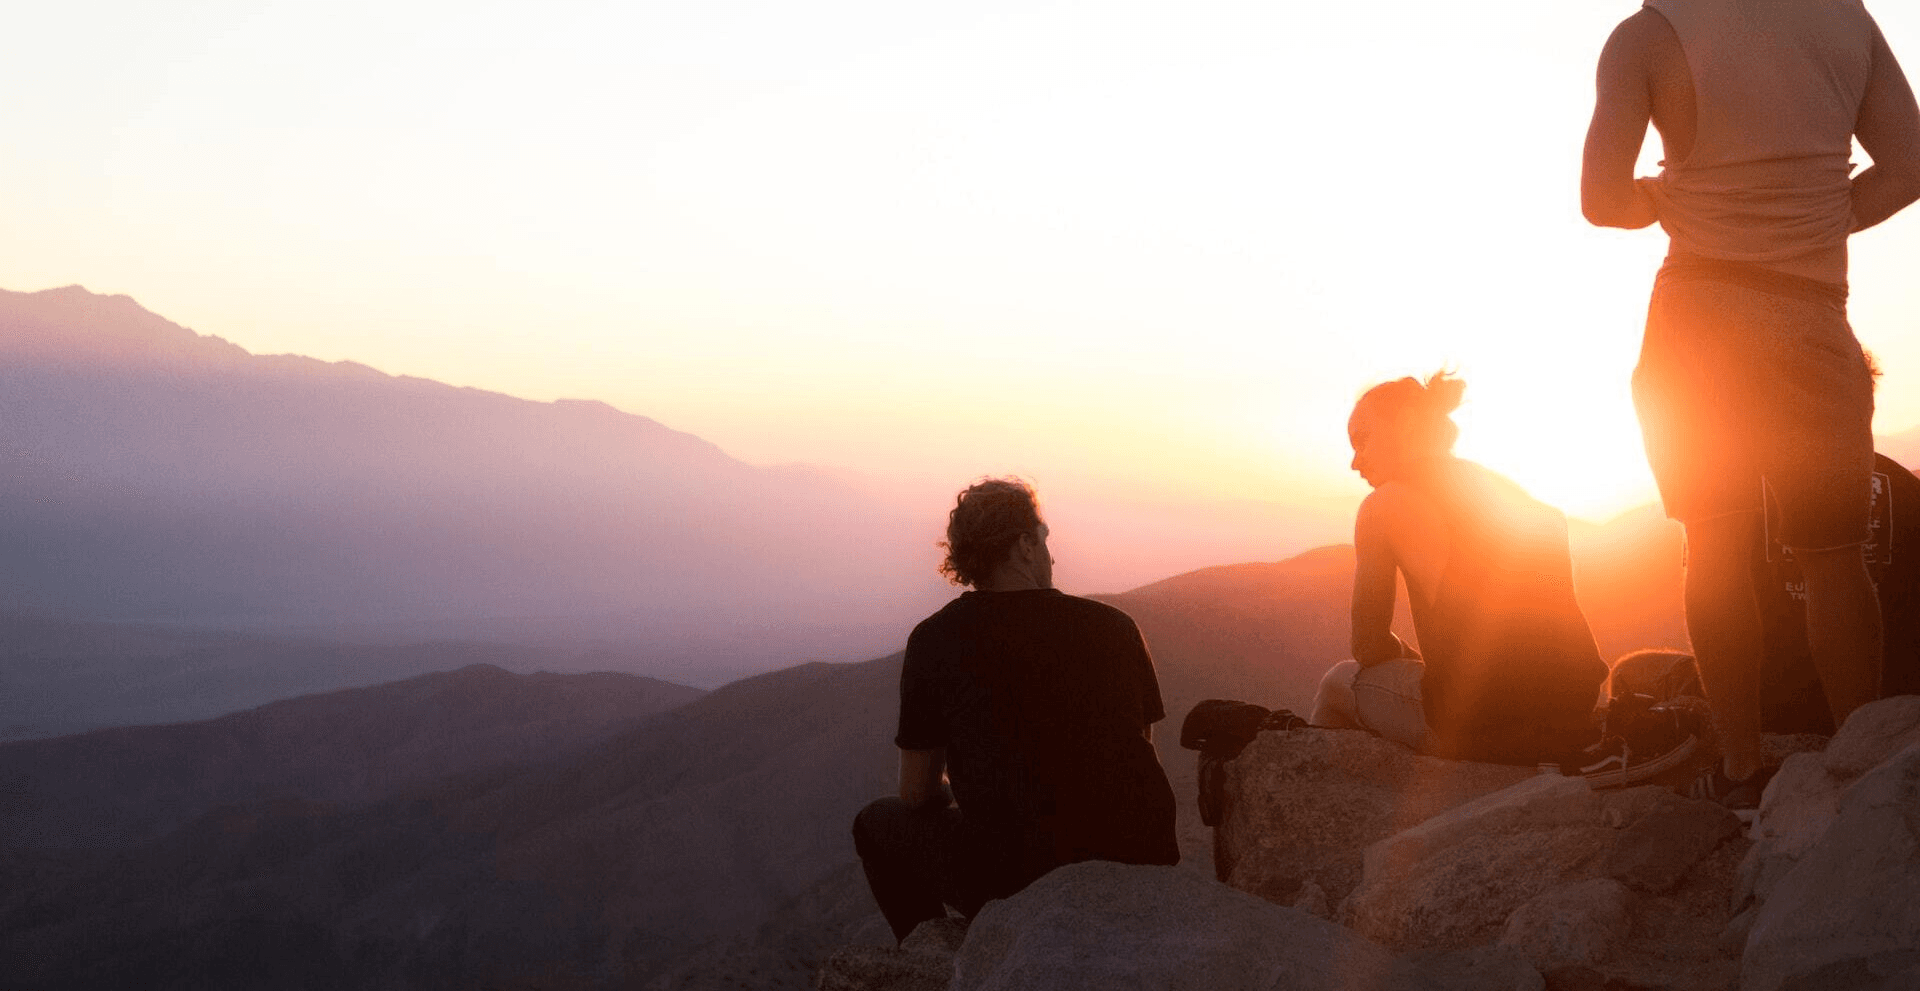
[1310,373,1611,765]
[851,477,1179,943]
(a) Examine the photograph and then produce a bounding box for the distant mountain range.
[0,662,703,850]
[0,285,950,678]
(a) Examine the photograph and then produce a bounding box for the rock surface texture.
[1215,727,1534,908]
[817,705,1920,991]
[952,862,1396,991]
[1739,698,1920,991]
[1222,729,1750,991]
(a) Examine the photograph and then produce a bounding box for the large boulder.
[816,918,967,991]
[1739,696,1920,908]
[1741,740,1920,991]
[1497,878,1636,972]
[1216,727,1534,908]
[951,861,1398,991]
[1333,776,1746,991]
[1341,775,1618,951]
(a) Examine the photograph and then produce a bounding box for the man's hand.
[898,748,950,811]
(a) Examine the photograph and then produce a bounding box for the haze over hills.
[0,285,951,681]
[0,612,714,741]
[0,663,703,850]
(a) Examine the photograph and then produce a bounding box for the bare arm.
[898,748,949,810]
[1583,12,1664,229]
[1351,496,1413,666]
[1853,22,1920,232]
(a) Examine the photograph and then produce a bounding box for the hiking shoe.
[1573,729,1701,789]
[1574,698,1704,789]
[1687,763,1777,810]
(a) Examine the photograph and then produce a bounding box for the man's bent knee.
[1311,659,1362,728]
[853,796,913,858]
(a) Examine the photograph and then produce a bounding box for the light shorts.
[1319,658,1430,753]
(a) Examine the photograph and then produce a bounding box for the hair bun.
[1423,371,1465,415]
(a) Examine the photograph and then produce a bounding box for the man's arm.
[1853,22,1920,232]
[898,748,949,810]
[1583,11,1664,229]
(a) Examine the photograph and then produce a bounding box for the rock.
[816,917,966,991]
[1741,740,1920,991]
[1601,797,1740,893]
[817,945,952,991]
[1741,697,1920,909]
[902,917,969,956]
[1499,878,1636,972]
[1774,951,1920,991]
[1598,785,1685,829]
[1342,774,1616,951]
[1539,967,1666,991]
[1819,697,1920,777]
[1390,944,1544,991]
[1719,907,1757,957]
[1291,879,1330,919]
[1363,775,1602,884]
[951,861,1396,991]
[1218,727,1535,909]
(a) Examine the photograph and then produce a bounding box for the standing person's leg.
[1633,274,1776,790]
[1795,544,1883,727]
[1679,512,1767,783]
[1764,295,1881,732]
[851,797,964,942]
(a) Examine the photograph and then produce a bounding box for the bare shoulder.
[1356,481,1442,533]
[1600,6,1680,68]
[1615,6,1674,46]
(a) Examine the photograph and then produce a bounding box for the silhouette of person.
[1310,374,1609,765]
[851,478,1178,943]
[1582,0,1920,803]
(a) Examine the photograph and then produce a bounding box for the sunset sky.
[9,0,1920,548]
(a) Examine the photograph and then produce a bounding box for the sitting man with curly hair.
[851,477,1178,942]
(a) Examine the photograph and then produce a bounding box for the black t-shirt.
[896,589,1179,895]
[1755,453,1920,733]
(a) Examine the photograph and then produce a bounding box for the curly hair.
[1353,370,1465,455]
[938,477,1044,588]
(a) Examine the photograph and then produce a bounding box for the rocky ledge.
[818,696,1920,991]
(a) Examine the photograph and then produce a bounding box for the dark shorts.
[1632,262,1874,550]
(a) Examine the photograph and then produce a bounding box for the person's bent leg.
[1310,660,1364,729]
[852,797,963,942]
[1350,658,1431,752]
[1794,543,1883,729]
[1680,512,1766,782]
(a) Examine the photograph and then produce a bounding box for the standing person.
[851,478,1178,943]
[1309,373,1613,767]
[1583,0,1920,805]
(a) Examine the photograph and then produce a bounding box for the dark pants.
[851,797,990,942]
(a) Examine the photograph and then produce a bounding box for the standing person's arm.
[1583,11,1665,230]
[1853,21,1920,232]
[1352,495,1415,666]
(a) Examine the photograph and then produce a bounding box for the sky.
[8,0,1920,569]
